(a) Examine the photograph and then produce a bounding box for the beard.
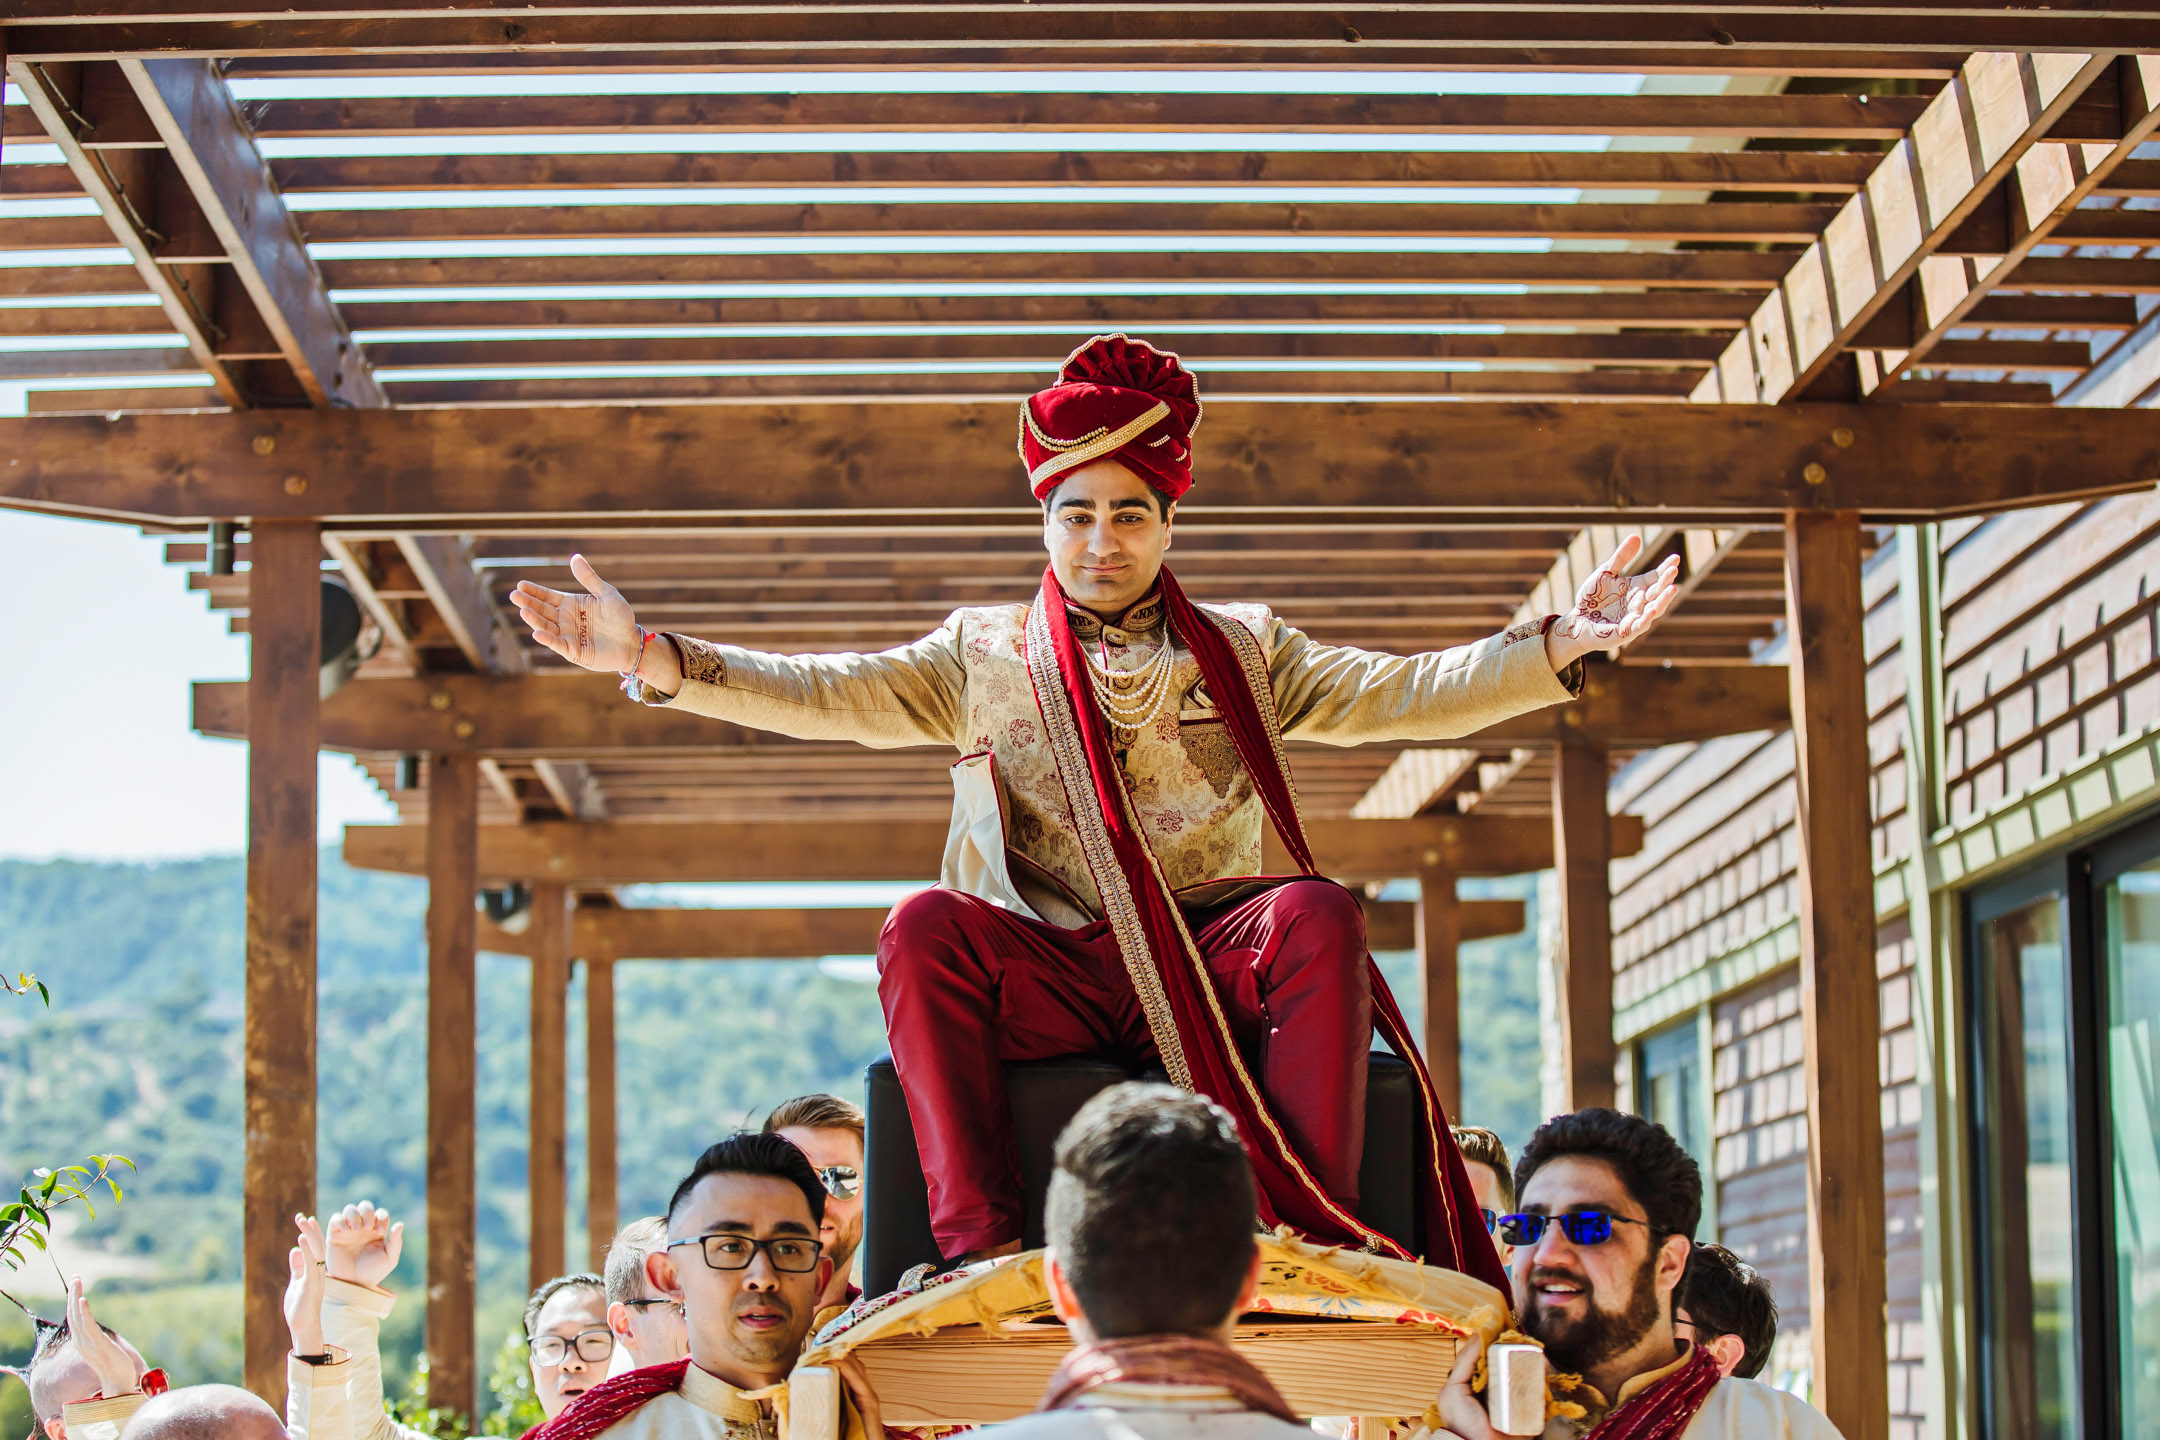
[1521,1258,1661,1376]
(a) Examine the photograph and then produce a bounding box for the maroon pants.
[875,880,1372,1257]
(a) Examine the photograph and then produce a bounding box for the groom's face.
[1043,460,1175,616]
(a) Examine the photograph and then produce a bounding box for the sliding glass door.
[1970,813,2160,1439]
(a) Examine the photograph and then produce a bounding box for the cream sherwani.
[285,1278,432,1440]
[62,1352,354,1440]
[639,596,1578,924]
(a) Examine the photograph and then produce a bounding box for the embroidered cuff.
[324,1275,398,1320]
[1500,614,1586,698]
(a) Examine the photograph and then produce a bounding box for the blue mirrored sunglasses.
[1496,1210,1657,1248]
[1479,1208,1498,1235]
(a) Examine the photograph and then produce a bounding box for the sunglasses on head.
[1496,1210,1658,1248]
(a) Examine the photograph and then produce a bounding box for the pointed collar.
[680,1362,767,1424]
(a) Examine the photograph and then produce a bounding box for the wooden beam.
[476,897,1522,960]
[1415,871,1463,1122]
[13,403,2160,527]
[528,883,570,1293]
[1695,51,2110,404]
[1550,740,1615,1112]
[346,813,1643,885]
[121,58,377,407]
[10,10,2160,58]
[1874,55,2160,391]
[302,201,1835,247]
[584,954,618,1275]
[241,90,1929,141]
[241,519,319,1407]
[1351,748,1480,821]
[425,753,480,1423]
[193,664,1791,757]
[318,250,1795,294]
[1783,512,1891,1440]
[275,148,1883,195]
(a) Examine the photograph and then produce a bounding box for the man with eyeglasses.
[605,1217,692,1375]
[763,1094,867,1314]
[524,1273,615,1424]
[523,1133,882,1440]
[1428,1109,1840,1440]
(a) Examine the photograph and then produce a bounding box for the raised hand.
[284,1215,328,1357]
[324,1199,404,1289]
[65,1275,142,1398]
[512,554,642,673]
[1546,533,1682,667]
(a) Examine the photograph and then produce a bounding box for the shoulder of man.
[980,1409,1309,1440]
[1687,1376,1850,1440]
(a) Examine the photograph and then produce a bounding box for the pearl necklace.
[1083,641,1178,731]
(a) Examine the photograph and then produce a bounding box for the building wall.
[1609,491,2160,1436]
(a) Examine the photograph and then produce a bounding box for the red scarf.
[522,1360,691,1440]
[1026,566,1507,1292]
[1585,1345,1723,1440]
[1041,1336,1298,1423]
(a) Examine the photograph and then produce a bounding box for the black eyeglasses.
[817,1165,860,1200]
[621,1298,684,1318]
[1496,1210,1659,1248]
[528,1328,615,1366]
[667,1233,824,1273]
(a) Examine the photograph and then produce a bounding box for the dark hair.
[1045,1082,1257,1339]
[1679,1243,1779,1379]
[1513,1107,1702,1241]
[764,1093,865,1146]
[1452,1126,1514,1212]
[667,1132,826,1231]
[522,1272,605,1339]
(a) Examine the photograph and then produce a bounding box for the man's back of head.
[1045,1082,1258,1339]
[605,1215,670,1304]
[119,1384,284,1440]
[1678,1243,1778,1379]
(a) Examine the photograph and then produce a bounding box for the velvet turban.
[1019,334,1203,502]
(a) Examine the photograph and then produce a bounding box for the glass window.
[2103,859,2160,1432]
[1975,892,2078,1440]
[1641,1019,1704,1167]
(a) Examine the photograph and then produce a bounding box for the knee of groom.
[876,885,981,975]
[1277,879,1370,955]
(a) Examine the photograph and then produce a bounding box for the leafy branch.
[4,971,50,1006]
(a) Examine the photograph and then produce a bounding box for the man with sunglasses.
[524,1133,882,1440]
[1429,1110,1841,1440]
[764,1095,867,1314]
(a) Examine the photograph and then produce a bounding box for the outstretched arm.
[512,554,684,695]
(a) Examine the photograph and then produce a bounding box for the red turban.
[1019,334,1203,502]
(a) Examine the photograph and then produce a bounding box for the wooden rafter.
[1695,50,2111,404]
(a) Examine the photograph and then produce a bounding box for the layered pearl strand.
[1083,640,1178,730]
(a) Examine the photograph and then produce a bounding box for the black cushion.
[863,1050,1420,1296]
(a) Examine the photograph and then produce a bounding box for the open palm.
[512,554,642,672]
[1553,534,1682,654]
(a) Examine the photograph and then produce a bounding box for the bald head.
[119,1385,286,1440]
[28,1329,147,1435]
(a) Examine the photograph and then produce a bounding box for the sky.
[0,509,396,861]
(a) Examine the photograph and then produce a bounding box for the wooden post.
[585,954,619,1272]
[529,884,571,1291]
[1415,869,1464,1121]
[425,755,480,1420]
[1550,740,1616,1110]
[1783,510,1891,1440]
[242,520,320,1405]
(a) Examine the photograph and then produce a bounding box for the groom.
[514,335,1677,1289]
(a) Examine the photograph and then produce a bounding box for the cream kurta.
[640,594,1578,924]
[576,1363,777,1440]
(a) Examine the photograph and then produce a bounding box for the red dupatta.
[1585,1344,1723,1440]
[1024,565,1508,1291]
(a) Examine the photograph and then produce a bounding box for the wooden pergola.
[7,12,2160,1437]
